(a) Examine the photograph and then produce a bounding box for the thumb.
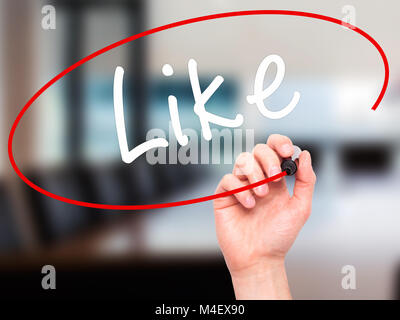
[291,150,316,215]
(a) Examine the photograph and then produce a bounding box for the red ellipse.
[8,10,389,210]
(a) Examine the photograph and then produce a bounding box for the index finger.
[267,134,294,159]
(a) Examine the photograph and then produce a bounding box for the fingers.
[291,150,317,214]
[267,134,294,159]
[215,135,308,211]
[253,144,284,182]
[233,152,268,197]
[215,174,256,209]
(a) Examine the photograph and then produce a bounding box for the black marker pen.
[281,145,302,176]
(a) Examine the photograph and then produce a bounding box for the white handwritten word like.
[114,55,300,164]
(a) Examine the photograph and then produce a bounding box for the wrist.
[230,257,291,300]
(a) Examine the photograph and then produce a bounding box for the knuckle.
[236,152,251,166]
[267,133,281,143]
[253,143,266,156]
[267,134,277,143]
[236,153,255,176]
[220,174,232,186]
[268,133,291,146]
[222,173,233,182]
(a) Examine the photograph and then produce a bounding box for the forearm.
[230,259,291,300]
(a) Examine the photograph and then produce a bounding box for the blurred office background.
[1,0,400,299]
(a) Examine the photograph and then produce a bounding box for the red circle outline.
[8,10,390,210]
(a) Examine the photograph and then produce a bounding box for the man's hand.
[214,134,316,299]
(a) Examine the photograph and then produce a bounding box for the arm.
[213,134,316,300]
[231,258,291,300]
